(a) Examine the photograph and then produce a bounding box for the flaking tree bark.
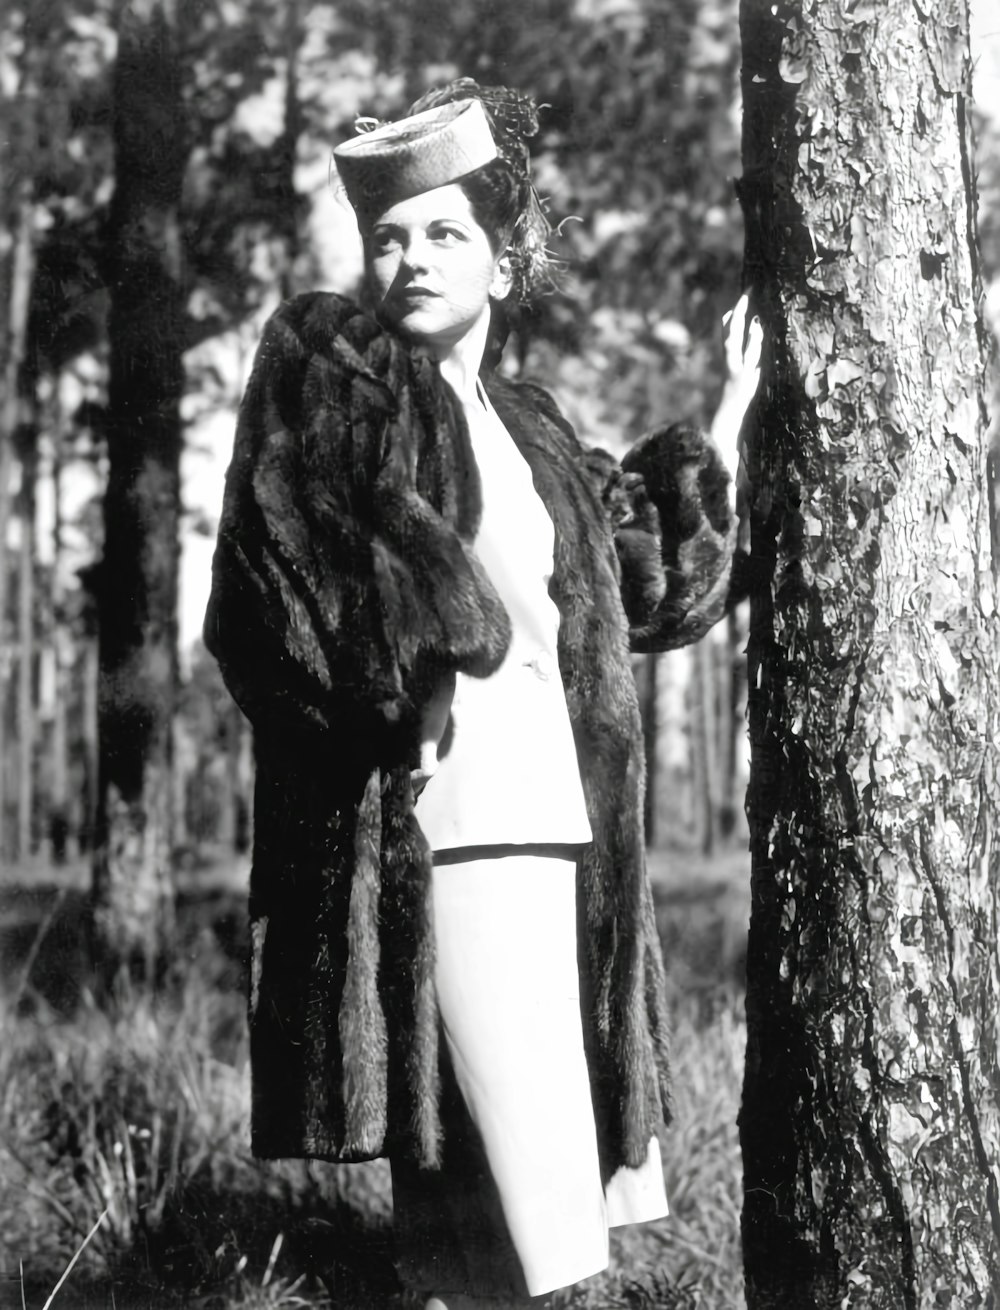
[738,1,1000,1306]
[91,0,186,981]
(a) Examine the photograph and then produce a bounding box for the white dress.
[396,381,669,1300]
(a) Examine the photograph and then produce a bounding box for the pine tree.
[739,1,1000,1303]
[91,0,186,980]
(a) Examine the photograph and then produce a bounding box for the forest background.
[1,1,999,1307]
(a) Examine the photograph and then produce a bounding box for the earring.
[491,260,513,300]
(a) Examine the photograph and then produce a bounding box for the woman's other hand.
[711,293,763,502]
[722,292,763,410]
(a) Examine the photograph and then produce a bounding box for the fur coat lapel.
[486,375,673,1170]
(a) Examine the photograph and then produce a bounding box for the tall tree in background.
[1,0,108,861]
[15,403,38,861]
[739,1,1000,1304]
[91,0,186,979]
[0,193,36,862]
[0,32,39,861]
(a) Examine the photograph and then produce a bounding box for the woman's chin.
[393,305,448,343]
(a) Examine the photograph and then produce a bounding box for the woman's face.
[366,183,510,356]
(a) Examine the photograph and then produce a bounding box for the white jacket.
[414,384,593,852]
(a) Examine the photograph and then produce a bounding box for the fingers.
[719,293,764,404]
[724,296,748,375]
[744,312,764,373]
[723,292,750,337]
[725,294,763,360]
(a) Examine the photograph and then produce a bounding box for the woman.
[205,81,761,1309]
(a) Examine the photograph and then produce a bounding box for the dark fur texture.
[619,422,737,652]
[205,292,735,1178]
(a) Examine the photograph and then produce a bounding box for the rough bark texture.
[739,1,1000,1306]
[91,0,185,979]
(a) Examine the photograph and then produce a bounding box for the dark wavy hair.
[458,157,527,261]
[454,159,530,364]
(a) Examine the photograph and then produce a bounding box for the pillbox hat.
[333,99,498,228]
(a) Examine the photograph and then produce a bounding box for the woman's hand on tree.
[711,292,763,500]
[722,293,763,407]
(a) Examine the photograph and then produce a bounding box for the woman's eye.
[431,227,464,245]
[371,232,400,254]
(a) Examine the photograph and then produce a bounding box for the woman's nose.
[401,235,431,274]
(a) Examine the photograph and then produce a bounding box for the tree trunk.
[689,638,719,855]
[739,2,1000,1306]
[278,0,303,298]
[91,0,186,981]
[639,653,659,845]
[719,605,747,840]
[80,616,99,856]
[16,423,37,861]
[0,186,36,862]
[49,431,70,863]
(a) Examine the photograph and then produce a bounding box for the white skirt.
[391,850,669,1299]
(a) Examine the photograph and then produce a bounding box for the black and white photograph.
[2,2,1000,1306]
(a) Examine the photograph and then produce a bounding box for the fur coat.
[204,291,736,1180]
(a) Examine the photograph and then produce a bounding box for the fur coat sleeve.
[511,381,739,653]
[204,292,516,1170]
[204,291,511,758]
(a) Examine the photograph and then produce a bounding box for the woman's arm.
[541,295,761,652]
[710,292,764,502]
[712,293,764,590]
[603,294,762,650]
[614,420,737,652]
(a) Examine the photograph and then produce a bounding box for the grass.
[0,846,749,1310]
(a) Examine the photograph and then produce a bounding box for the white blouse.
[413,383,593,852]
